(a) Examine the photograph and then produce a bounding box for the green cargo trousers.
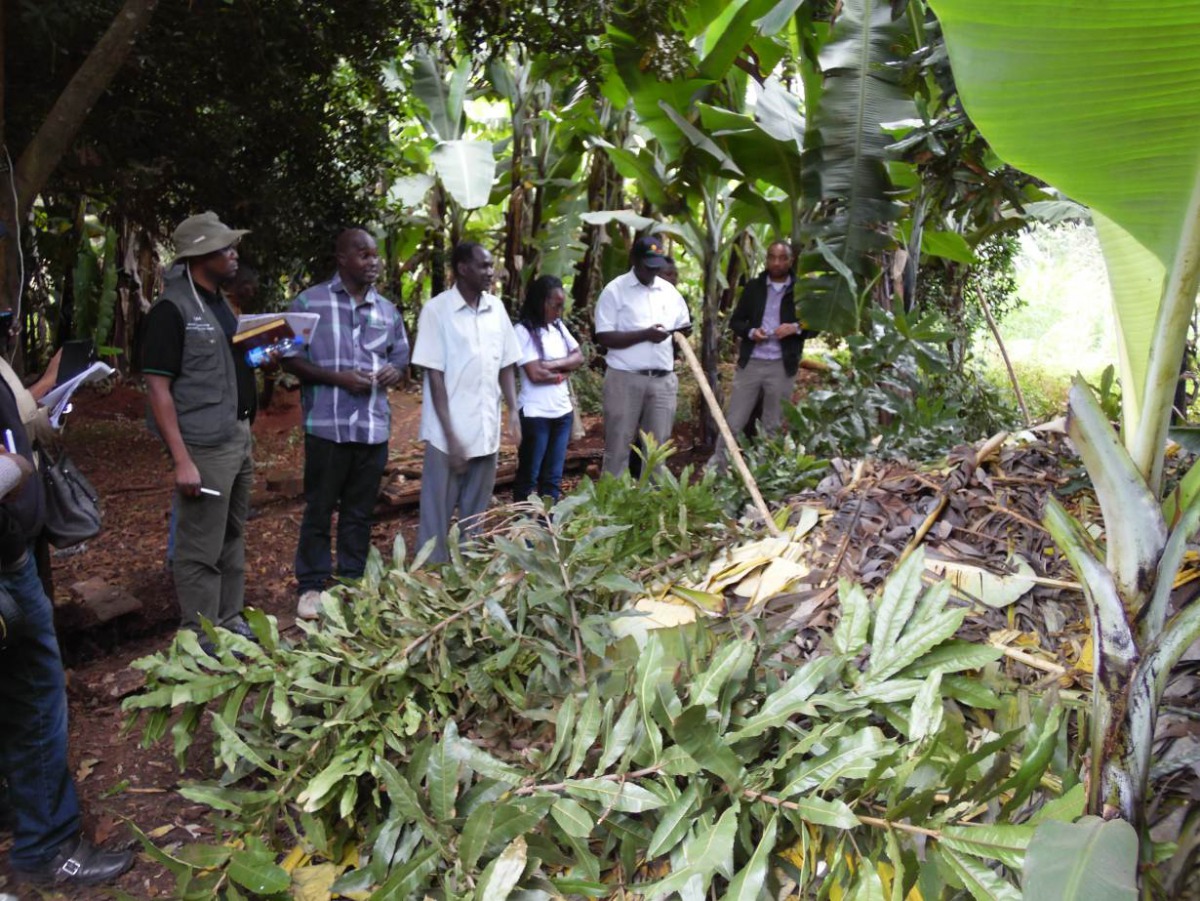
[172,419,253,630]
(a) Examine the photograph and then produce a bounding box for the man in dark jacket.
[0,378,135,887]
[142,212,257,648]
[709,240,813,469]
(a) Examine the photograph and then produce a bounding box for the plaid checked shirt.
[289,274,409,444]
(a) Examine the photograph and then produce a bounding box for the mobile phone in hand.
[56,339,97,387]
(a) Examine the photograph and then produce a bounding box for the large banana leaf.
[430,140,497,211]
[928,2,1200,270]
[695,0,781,80]
[411,50,470,142]
[928,0,1200,480]
[802,0,913,333]
[1022,817,1138,901]
[696,102,800,199]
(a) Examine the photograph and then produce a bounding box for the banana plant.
[486,55,597,297]
[929,0,1200,856]
[410,47,497,212]
[800,0,916,332]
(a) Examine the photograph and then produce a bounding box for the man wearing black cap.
[142,212,258,650]
[594,236,692,477]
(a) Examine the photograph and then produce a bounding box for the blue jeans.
[514,411,573,502]
[0,553,81,868]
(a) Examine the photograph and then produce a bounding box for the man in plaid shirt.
[283,228,409,619]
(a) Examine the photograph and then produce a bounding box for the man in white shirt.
[594,236,692,477]
[412,242,522,563]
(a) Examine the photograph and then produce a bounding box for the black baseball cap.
[632,235,669,269]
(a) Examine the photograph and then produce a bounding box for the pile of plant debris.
[120,431,1200,899]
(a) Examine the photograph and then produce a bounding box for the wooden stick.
[989,641,1068,675]
[672,332,781,537]
[976,287,1032,428]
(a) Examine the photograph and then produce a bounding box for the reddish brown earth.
[0,378,706,899]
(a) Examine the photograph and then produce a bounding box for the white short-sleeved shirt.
[412,286,523,457]
[516,321,580,418]
[594,270,691,372]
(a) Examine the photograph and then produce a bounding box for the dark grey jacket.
[146,273,240,447]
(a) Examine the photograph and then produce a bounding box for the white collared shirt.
[412,285,523,457]
[594,270,691,372]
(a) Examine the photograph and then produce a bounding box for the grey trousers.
[601,368,678,477]
[417,443,498,564]
[173,419,253,630]
[710,358,795,467]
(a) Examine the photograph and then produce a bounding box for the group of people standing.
[0,212,813,890]
[142,215,817,635]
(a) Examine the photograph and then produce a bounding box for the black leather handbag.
[39,449,102,548]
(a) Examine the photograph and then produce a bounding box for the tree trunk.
[572,148,622,317]
[14,0,159,215]
[699,243,722,450]
[430,183,447,299]
[504,108,525,304]
[1,0,158,359]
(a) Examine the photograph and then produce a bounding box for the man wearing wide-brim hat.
[141,211,259,653]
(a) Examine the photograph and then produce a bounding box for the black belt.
[633,369,671,378]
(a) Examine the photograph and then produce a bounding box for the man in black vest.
[142,212,257,649]
[709,240,814,469]
[0,378,135,886]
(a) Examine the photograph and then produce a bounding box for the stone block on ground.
[68,577,143,623]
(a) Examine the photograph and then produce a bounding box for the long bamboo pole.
[672,331,781,537]
[975,287,1032,428]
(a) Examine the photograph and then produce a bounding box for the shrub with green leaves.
[568,436,731,560]
[719,432,828,509]
[790,307,1018,461]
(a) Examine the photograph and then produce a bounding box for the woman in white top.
[513,276,584,502]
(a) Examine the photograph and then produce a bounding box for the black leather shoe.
[223,615,258,642]
[14,836,135,886]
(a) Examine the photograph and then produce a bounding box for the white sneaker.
[296,590,323,620]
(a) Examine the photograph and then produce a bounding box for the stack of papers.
[39,361,115,428]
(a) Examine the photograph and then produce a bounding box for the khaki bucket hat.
[170,211,249,263]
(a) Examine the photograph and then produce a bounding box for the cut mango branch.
[637,535,742,579]
[742,789,939,838]
[672,331,780,537]
[897,430,1009,566]
[398,596,490,659]
[546,528,587,682]
[511,765,665,796]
